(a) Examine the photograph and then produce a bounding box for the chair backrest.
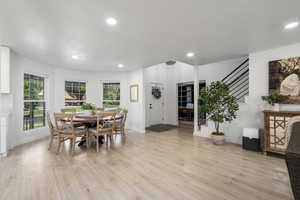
[54,113,75,134]
[96,107,104,111]
[46,112,55,135]
[120,109,128,127]
[95,112,117,131]
[61,108,77,114]
[93,107,104,115]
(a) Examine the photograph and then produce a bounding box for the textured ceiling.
[1,0,300,71]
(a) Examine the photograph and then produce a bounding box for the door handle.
[149,104,152,109]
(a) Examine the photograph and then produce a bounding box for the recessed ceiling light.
[106,18,118,26]
[72,55,80,60]
[118,64,124,68]
[285,21,299,30]
[187,52,195,58]
[71,54,85,60]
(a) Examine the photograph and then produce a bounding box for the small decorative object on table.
[81,103,95,115]
[199,81,239,145]
[262,91,288,111]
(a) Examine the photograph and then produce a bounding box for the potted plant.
[199,81,239,145]
[261,92,288,111]
[81,103,95,115]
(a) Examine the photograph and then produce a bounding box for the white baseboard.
[0,152,7,158]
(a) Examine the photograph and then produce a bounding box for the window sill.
[23,126,48,135]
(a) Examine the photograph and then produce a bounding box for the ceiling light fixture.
[106,18,118,26]
[285,21,299,30]
[72,55,80,60]
[118,64,124,68]
[187,52,195,58]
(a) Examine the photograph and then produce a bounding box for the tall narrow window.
[65,81,86,106]
[23,73,46,131]
[103,82,120,109]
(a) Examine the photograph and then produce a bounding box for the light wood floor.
[0,128,293,200]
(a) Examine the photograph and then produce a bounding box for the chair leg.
[86,134,90,148]
[109,135,113,145]
[56,137,62,154]
[69,139,73,154]
[71,138,76,156]
[96,136,99,152]
[106,135,109,149]
[48,135,54,150]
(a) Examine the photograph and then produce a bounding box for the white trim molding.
[0,114,8,157]
[0,46,10,93]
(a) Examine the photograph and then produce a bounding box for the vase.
[273,103,280,111]
[83,110,93,115]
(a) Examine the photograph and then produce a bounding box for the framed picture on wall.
[269,56,300,104]
[130,84,139,102]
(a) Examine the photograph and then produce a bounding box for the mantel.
[263,110,300,115]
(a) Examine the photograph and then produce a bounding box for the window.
[103,82,120,109]
[65,81,86,106]
[23,73,46,131]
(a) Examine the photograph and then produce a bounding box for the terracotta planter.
[211,134,225,145]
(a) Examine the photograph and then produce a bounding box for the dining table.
[73,112,123,123]
[67,112,123,146]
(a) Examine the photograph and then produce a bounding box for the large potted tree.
[199,81,239,145]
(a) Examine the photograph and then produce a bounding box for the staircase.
[221,58,249,102]
[198,57,250,142]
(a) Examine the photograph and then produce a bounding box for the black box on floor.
[242,137,261,152]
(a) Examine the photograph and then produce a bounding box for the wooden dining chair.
[47,112,59,150]
[54,113,89,155]
[88,112,116,152]
[96,107,104,111]
[114,109,128,136]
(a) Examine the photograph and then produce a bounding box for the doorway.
[177,81,206,128]
[147,83,164,127]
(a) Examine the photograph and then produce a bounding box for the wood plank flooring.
[0,128,294,200]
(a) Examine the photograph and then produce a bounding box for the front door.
[148,83,164,126]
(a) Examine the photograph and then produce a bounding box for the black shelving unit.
[178,82,206,123]
[178,83,194,121]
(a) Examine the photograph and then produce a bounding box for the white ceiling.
[1,0,300,71]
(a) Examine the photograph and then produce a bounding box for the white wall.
[8,52,56,149]
[143,58,246,127]
[5,40,293,149]
[198,57,247,84]
[247,42,300,126]
[127,69,146,133]
[53,69,128,111]
[205,43,300,144]
[4,51,146,150]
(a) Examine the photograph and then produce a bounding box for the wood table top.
[62,112,122,123]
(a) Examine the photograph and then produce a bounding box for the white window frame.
[23,73,47,132]
[102,81,121,109]
[64,80,87,106]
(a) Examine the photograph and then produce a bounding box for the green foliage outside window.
[65,81,86,106]
[23,74,45,131]
[103,83,120,109]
